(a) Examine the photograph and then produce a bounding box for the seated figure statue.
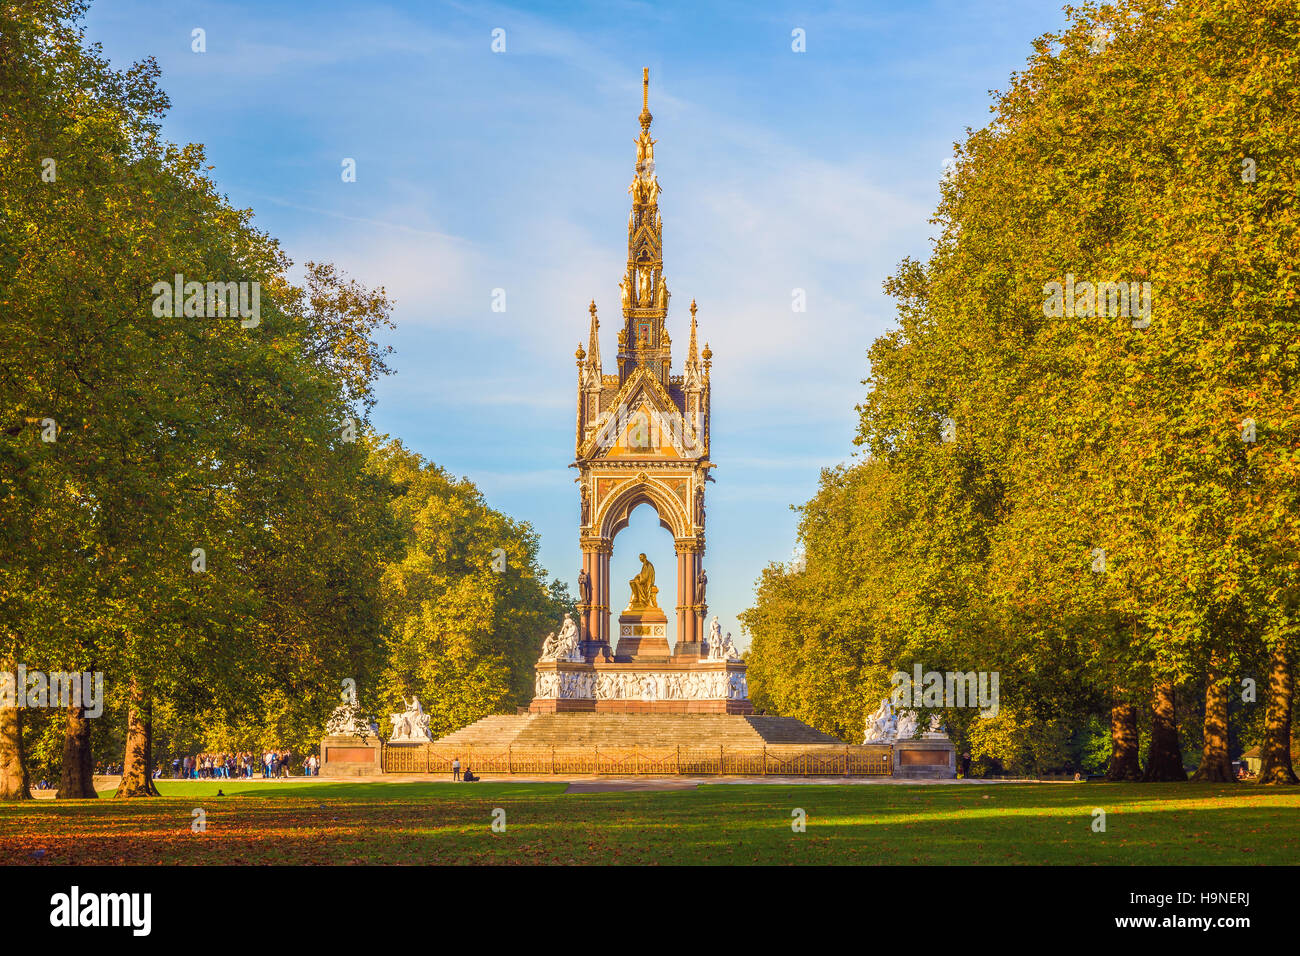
[389,696,432,742]
[628,554,659,610]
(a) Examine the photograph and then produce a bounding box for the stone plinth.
[672,641,705,661]
[530,658,753,714]
[892,737,956,778]
[615,608,670,661]
[319,735,383,777]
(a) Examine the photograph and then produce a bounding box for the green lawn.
[2,780,1295,865]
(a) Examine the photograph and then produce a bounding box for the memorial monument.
[528,69,751,715]
[327,72,895,775]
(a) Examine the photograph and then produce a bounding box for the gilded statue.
[628,553,659,610]
[636,131,656,168]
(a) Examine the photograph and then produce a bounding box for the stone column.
[673,538,703,655]
[579,537,613,652]
[578,550,594,641]
[675,549,691,644]
[596,542,611,644]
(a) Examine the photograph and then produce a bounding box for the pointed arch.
[598,475,690,541]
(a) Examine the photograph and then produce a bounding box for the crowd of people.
[32,753,322,789]
[167,751,320,779]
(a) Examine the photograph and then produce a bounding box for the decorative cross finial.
[639,67,652,131]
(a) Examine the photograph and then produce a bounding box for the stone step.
[435,714,537,747]
[431,713,845,750]
[744,716,843,744]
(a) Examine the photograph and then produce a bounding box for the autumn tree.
[370,440,572,738]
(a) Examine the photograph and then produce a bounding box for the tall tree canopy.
[1,0,569,796]
[746,0,1300,783]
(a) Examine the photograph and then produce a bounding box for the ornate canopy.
[572,69,713,654]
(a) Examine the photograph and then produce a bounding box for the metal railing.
[382,744,891,776]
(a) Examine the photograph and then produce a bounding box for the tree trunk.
[0,667,30,801]
[56,704,97,799]
[1257,638,1298,785]
[1143,681,1187,781]
[1106,700,1142,781]
[1191,660,1234,782]
[115,681,159,798]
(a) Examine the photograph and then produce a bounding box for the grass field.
[2,780,1296,865]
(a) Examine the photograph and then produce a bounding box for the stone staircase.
[435,714,538,747]
[745,715,843,744]
[433,713,844,749]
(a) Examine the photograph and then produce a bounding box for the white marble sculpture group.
[704,615,741,661]
[534,669,748,701]
[538,614,583,662]
[325,702,373,737]
[862,697,945,744]
[389,695,433,742]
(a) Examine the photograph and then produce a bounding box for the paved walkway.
[565,779,701,793]
[380,773,1043,787]
[38,774,1050,796]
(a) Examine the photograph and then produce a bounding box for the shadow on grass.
[2,781,1295,865]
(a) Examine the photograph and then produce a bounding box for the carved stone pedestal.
[615,608,670,661]
[892,738,956,779]
[319,735,383,777]
[530,658,753,714]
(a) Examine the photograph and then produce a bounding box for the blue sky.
[84,0,1071,648]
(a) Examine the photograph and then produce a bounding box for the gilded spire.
[620,68,667,381]
[683,299,703,390]
[687,299,699,364]
[586,300,601,372]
